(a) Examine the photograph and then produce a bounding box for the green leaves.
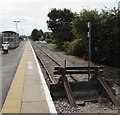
[47,7,120,67]
[31,29,44,41]
[47,8,75,49]
[31,29,39,41]
[72,8,120,67]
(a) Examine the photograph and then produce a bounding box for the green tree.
[72,8,120,67]
[31,29,39,41]
[72,9,100,60]
[38,30,42,39]
[93,8,120,66]
[47,8,75,49]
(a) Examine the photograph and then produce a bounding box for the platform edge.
[29,41,57,114]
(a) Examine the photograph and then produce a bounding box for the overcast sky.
[0,0,119,35]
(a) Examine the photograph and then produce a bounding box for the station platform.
[1,41,57,114]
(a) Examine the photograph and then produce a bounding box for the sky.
[0,0,119,36]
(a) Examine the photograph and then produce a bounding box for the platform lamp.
[13,21,20,33]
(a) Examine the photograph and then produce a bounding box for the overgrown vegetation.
[30,7,120,68]
[71,8,120,67]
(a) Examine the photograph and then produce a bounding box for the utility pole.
[13,21,20,33]
[118,1,120,9]
[87,22,91,80]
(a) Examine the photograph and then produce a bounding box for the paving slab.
[21,101,50,113]
[1,41,57,114]
[22,84,46,102]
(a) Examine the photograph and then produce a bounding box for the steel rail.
[31,41,119,107]
[101,75,120,86]
[97,75,119,106]
[54,70,103,74]
[32,42,80,82]
[35,43,61,67]
[32,43,56,84]
[37,54,56,84]
[61,68,76,107]
[31,41,77,106]
[69,75,80,82]
[55,66,104,70]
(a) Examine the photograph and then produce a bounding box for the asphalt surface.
[1,41,25,110]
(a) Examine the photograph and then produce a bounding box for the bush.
[45,38,53,43]
[64,39,87,57]
[63,42,73,55]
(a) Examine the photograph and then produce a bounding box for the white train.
[2,31,20,49]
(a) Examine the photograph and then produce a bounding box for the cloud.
[1,0,119,35]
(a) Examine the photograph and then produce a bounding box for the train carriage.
[2,31,20,49]
[0,32,2,48]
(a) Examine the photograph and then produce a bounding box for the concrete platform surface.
[1,41,57,114]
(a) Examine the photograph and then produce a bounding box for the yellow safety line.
[1,43,27,113]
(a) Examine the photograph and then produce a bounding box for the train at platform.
[2,31,20,49]
[0,32,2,48]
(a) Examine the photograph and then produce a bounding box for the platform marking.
[27,61,33,69]
[1,43,27,113]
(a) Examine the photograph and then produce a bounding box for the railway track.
[31,41,78,106]
[31,41,119,108]
[31,41,60,84]
[102,75,120,86]
[31,41,79,83]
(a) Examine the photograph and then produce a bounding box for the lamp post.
[13,21,20,33]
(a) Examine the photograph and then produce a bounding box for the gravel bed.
[34,42,119,113]
[54,99,118,113]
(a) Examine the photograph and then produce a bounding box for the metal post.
[65,60,66,68]
[13,21,20,33]
[87,22,91,80]
[13,21,20,46]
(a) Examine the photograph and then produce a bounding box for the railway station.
[1,41,57,113]
[0,39,119,114]
[1,1,120,114]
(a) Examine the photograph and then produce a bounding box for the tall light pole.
[87,22,91,81]
[13,21,20,33]
[118,1,120,9]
